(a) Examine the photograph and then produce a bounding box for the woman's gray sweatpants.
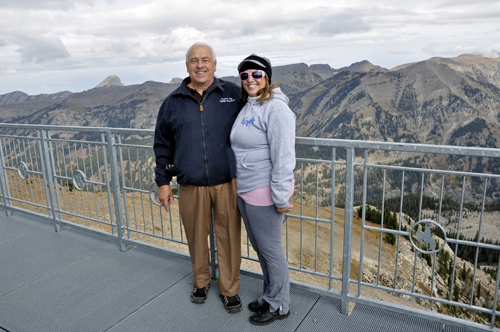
[237,196,290,315]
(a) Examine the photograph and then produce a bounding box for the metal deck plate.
[0,212,192,332]
[108,273,320,332]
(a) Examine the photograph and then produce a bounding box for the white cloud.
[2,69,20,74]
[311,10,371,36]
[12,34,71,63]
[421,42,500,60]
[162,26,209,55]
[272,30,308,46]
[477,44,500,58]
[1,0,499,95]
[239,24,257,36]
[1,0,95,10]
[97,26,209,64]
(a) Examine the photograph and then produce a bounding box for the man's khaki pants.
[179,180,241,297]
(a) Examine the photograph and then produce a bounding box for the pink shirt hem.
[239,179,295,206]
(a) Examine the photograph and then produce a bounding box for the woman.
[230,54,296,325]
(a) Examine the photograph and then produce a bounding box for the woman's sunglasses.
[239,70,266,81]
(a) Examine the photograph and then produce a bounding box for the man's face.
[186,45,217,88]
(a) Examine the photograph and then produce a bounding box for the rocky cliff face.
[291,55,500,148]
[0,90,72,121]
[95,75,125,88]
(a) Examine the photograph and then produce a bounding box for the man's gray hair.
[185,42,217,63]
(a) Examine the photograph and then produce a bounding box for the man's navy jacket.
[154,77,241,187]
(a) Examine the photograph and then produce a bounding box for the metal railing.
[0,123,498,332]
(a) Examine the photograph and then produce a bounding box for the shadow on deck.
[0,208,473,332]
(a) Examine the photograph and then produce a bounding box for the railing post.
[39,129,61,231]
[101,133,116,235]
[107,131,127,252]
[46,131,63,222]
[341,146,355,314]
[116,134,131,239]
[492,251,500,328]
[209,210,218,280]
[0,136,13,216]
[329,147,336,290]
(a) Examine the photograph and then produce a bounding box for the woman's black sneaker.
[249,302,289,325]
[248,300,264,312]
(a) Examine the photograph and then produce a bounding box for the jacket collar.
[174,76,225,96]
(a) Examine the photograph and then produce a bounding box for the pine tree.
[453,284,461,302]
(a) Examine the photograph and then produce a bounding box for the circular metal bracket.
[17,161,29,180]
[409,219,447,255]
[150,183,162,206]
[72,170,87,191]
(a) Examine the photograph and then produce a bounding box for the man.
[153,42,242,313]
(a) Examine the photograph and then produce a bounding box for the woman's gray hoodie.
[230,87,296,208]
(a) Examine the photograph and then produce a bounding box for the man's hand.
[277,202,293,215]
[158,185,175,212]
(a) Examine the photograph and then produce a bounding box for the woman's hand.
[277,202,293,215]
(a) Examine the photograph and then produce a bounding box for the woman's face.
[241,69,267,98]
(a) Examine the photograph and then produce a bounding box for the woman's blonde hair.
[241,75,278,106]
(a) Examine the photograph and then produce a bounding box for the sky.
[0,0,499,96]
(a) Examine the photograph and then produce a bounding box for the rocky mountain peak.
[340,60,388,73]
[95,75,125,88]
[310,64,333,71]
[0,91,29,105]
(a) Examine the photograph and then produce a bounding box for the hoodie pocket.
[240,154,271,171]
[240,155,252,170]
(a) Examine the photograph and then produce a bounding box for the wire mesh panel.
[46,130,116,232]
[0,130,51,214]
[290,138,499,330]
[351,147,500,330]
[112,130,188,254]
[281,151,345,293]
[0,139,6,207]
[0,171,4,205]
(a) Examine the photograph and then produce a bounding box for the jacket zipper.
[199,99,210,186]
[184,89,211,186]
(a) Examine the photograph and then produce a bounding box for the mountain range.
[1,54,499,150]
[3,53,500,203]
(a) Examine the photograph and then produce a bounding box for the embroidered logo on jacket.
[241,117,255,126]
[220,98,236,102]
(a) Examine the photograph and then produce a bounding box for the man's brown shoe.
[220,294,243,313]
[190,284,209,304]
